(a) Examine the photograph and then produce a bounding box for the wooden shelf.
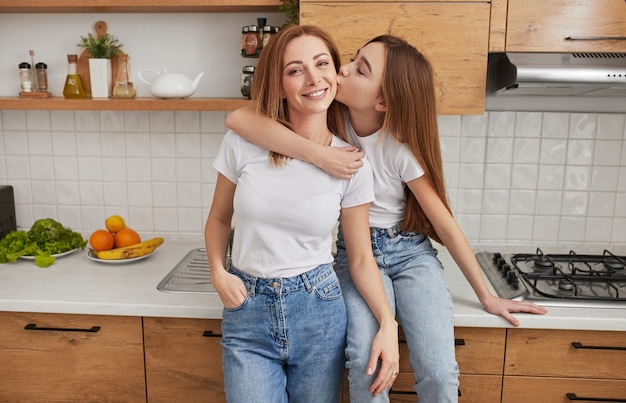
[0,97,251,111]
[0,0,281,13]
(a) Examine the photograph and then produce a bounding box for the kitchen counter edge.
[0,237,623,332]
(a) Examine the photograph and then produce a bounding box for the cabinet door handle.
[24,323,101,333]
[572,341,626,351]
[202,330,222,337]
[565,36,626,41]
[567,392,626,402]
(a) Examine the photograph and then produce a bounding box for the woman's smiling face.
[281,35,337,118]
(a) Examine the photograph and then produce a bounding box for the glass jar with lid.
[241,65,255,99]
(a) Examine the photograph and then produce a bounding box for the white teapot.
[138,68,205,99]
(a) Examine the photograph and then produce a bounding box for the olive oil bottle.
[63,54,86,99]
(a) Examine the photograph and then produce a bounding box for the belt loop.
[248,276,257,297]
[300,272,313,291]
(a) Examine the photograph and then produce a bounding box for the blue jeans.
[221,263,347,403]
[335,226,459,403]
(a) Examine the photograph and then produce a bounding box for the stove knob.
[506,271,518,283]
[496,258,506,270]
[492,252,502,263]
[501,264,511,277]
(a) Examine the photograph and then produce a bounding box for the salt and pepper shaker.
[35,63,48,93]
[19,62,33,93]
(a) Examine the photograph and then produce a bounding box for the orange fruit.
[90,229,115,252]
[105,215,126,233]
[114,227,141,248]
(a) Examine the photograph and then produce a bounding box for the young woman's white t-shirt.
[213,130,374,279]
[344,117,425,229]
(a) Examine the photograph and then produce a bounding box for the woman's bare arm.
[226,105,364,179]
[340,203,400,396]
[407,175,548,326]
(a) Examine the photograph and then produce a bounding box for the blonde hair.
[368,35,451,244]
[252,24,345,165]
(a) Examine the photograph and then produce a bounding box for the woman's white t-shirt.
[213,130,374,278]
[345,118,425,229]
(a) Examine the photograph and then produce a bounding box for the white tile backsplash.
[2,110,626,246]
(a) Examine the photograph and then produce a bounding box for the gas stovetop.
[476,248,626,309]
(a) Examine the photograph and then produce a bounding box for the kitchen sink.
[157,248,219,294]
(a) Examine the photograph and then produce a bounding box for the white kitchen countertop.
[0,237,624,332]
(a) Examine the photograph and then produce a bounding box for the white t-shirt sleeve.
[341,154,375,208]
[395,143,425,183]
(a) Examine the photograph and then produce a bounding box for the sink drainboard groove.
[157,248,220,294]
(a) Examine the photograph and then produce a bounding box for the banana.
[96,237,164,260]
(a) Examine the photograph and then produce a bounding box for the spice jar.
[240,25,249,56]
[241,65,255,99]
[19,62,33,92]
[262,25,273,48]
[244,25,260,57]
[35,62,48,92]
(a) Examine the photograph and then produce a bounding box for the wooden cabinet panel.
[300,2,490,115]
[505,328,626,379]
[506,0,626,52]
[144,317,225,403]
[455,327,505,375]
[458,374,502,403]
[502,376,626,403]
[0,312,145,402]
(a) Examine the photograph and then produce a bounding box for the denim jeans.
[335,226,459,403]
[221,263,347,403]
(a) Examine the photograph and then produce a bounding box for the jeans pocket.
[313,273,343,301]
[223,295,250,312]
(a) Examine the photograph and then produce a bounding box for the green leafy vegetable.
[0,218,87,268]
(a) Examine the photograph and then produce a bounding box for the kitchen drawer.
[389,373,501,402]
[144,317,225,403]
[399,327,505,375]
[505,328,626,379]
[502,376,626,402]
[0,311,145,402]
[455,327,505,375]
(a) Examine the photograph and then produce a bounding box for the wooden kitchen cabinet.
[143,317,226,403]
[502,328,626,402]
[504,0,626,53]
[299,2,491,115]
[0,312,145,402]
[388,326,505,402]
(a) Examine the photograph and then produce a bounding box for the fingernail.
[366,367,374,375]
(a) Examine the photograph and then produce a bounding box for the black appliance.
[476,248,626,308]
[0,185,16,240]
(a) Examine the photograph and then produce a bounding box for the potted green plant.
[279,0,298,25]
[78,32,123,59]
[77,25,124,98]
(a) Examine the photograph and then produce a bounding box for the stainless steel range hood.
[486,52,626,97]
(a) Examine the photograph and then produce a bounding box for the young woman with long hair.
[224,34,547,402]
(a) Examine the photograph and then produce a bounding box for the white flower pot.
[89,58,112,98]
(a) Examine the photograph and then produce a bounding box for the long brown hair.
[367,35,451,244]
[252,24,345,165]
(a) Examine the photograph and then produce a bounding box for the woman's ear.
[374,99,387,112]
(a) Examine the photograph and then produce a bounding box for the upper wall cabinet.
[300,1,491,115]
[505,0,626,53]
